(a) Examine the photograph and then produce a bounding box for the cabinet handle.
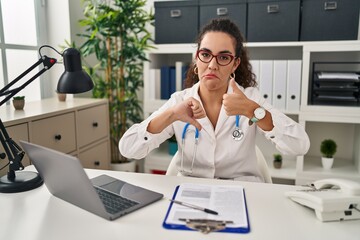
[263,94,268,99]
[324,1,337,10]
[92,122,98,127]
[94,161,100,166]
[54,134,62,141]
[217,7,228,16]
[267,4,279,14]
[277,94,282,99]
[170,9,181,18]
[291,95,296,100]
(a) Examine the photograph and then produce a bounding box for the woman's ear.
[232,58,241,72]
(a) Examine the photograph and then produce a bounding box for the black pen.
[168,199,218,215]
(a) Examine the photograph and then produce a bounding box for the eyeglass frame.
[196,50,237,66]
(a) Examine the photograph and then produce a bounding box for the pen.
[168,199,218,215]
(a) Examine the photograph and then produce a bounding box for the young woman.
[119,19,310,182]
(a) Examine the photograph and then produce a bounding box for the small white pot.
[111,160,136,172]
[321,157,334,170]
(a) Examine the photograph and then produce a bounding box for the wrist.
[249,105,266,125]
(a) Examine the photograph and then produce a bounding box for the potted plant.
[320,139,337,169]
[273,153,282,169]
[12,96,25,110]
[77,0,154,170]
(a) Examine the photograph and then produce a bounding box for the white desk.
[1,166,359,240]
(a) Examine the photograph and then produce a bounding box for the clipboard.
[162,184,251,234]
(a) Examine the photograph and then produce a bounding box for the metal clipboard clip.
[179,218,234,234]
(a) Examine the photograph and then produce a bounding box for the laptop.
[20,141,163,221]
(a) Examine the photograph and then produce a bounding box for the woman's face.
[196,31,240,93]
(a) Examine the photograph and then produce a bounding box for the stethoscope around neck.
[179,115,243,175]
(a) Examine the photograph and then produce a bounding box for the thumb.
[188,118,202,131]
[230,78,242,94]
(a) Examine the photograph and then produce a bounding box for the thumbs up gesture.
[223,79,255,117]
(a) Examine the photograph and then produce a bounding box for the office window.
[0,0,46,103]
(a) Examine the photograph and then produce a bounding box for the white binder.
[272,60,287,111]
[259,60,273,104]
[286,60,302,112]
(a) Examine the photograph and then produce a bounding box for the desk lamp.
[0,45,94,193]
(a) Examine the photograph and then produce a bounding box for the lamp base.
[0,171,43,193]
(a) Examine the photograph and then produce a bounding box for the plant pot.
[111,160,136,172]
[321,157,334,170]
[168,141,178,156]
[273,161,282,169]
[57,93,67,102]
[13,99,25,110]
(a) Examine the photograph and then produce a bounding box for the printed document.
[165,183,248,228]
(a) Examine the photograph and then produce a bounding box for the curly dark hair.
[184,18,257,89]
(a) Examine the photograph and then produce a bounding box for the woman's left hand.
[223,79,257,118]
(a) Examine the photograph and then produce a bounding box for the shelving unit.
[143,41,360,185]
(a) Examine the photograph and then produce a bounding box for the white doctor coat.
[119,82,310,182]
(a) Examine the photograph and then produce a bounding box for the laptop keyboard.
[95,187,139,214]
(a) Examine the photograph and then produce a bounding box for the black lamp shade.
[57,48,94,93]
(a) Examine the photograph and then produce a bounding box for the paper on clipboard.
[163,183,250,233]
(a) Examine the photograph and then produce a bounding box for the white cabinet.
[143,41,360,184]
[0,98,111,177]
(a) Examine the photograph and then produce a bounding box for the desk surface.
[1,166,359,240]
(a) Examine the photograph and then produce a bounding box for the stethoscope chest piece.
[232,115,244,141]
[232,128,244,141]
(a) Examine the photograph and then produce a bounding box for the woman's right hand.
[172,97,206,130]
[147,97,206,133]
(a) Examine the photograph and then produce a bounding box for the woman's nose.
[208,57,219,70]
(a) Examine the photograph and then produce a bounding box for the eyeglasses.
[196,50,235,66]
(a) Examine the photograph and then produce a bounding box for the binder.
[160,66,171,99]
[175,61,189,91]
[160,66,175,99]
[149,68,161,100]
[286,60,302,112]
[169,67,176,96]
[272,60,287,111]
[163,183,250,234]
[259,60,273,104]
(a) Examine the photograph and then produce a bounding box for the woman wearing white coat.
[119,19,310,182]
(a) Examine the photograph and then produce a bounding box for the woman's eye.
[219,55,230,61]
[201,52,211,58]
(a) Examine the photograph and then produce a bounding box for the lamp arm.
[0,119,25,180]
[0,55,56,180]
[0,55,57,106]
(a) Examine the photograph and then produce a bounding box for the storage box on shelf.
[300,0,360,41]
[199,0,247,38]
[247,0,301,42]
[0,98,111,177]
[154,1,199,44]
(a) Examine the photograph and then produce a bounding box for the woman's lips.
[204,73,217,78]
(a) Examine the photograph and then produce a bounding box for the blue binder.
[162,185,251,234]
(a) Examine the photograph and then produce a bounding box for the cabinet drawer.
[77,104,108,148]
[79,141,110,169]
[31,113,76,153]
[0,123,30,177]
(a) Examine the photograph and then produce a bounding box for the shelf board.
[302,156,359,178]
[266,158,296,180]
[152,40,360,50]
